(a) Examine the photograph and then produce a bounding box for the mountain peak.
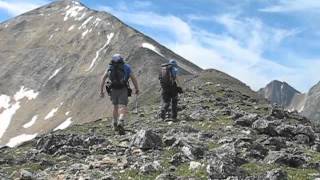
[258,80,300,108]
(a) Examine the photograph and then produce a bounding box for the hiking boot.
[117,124,126,135]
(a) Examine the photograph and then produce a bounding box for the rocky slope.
[258,80,301,108]
[0,0,201,146]
[1,74,320,179]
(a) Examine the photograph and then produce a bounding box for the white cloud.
[99,5,319,92]
[0,0,48,16]
[260,0,320,13]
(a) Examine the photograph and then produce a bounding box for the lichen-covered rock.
[252,119,280,136]
[207,156,245,179]
[264,151,308,168]
[130,129,162,150]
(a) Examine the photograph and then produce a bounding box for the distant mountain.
[0,0,202,146]
[258,80,301,108]
[259,80,320,122]
[302,81,320,121]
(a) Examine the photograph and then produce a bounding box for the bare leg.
[113,105,119,130]
[118,105,128,126]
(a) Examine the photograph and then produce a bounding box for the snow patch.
[64,5,85,21]
[65,111,70,116]
[65,5,70,10]
[68,25,75,31]
[142,42,164,57]
[5,24,8,28]
[14,86,39,101]
[6,133,38,147]
[49,67,62,80]
[23,115,38,128]
[75,13,86,21]
[49,34,54,41]
[44,107,59,120]
[93,17,101,27]
[0,95,11,109]
[0,103,21,138]
[0,86,39,138]
[82,29,89,38]
[86,33,114,71]
[79,16,94,30]
[54,118,72,131]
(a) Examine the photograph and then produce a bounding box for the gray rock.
[155,173,177,180]
[235,114,258,127]
[181,145,204,160]
[207,156,245,179]
[264,168,288,180]
[264,151,307,167]
[20,169,33,180]
[130,130,162,150]
[275,124,296,137]
[170,153,187,166]
[162,135,176,147]
[252,119,280,136]
[294,125,315,142]
[294,134,310,144]
[140,161,162,174]
[312,143,320,152]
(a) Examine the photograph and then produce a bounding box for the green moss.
[207,141,220,150]
[241,162,276,175]
[305,150,320,163]
[286,167,317,180]
[175,163,207,179]
[161,148,179,169]
[117,169,160,180]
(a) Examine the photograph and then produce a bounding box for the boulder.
[207,156,245,179]
[235,114,258,127]
[20,169,34,180]
[264,151,307,168]
[130,130,162,150]
[181,145,204,160]
[140,161,162,174]
[252,119,280,136]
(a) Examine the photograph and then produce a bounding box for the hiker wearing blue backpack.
[159,59,183,120]
[100,54,139,135]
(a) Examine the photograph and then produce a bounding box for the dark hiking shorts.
[110,88,128,106]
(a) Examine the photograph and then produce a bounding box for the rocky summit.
[1,72,320,179]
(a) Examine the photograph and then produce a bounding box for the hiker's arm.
[130,74,139,95]
[100,71,108,97]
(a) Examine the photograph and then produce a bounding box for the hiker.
[100,54,139,135]
[159,59,183,120]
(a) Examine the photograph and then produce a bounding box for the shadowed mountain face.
[258,80,301,108]
[0,0,202,146]
[302,82,320,122]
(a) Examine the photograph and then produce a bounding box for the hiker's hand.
[135,89,140,95]
[100,91,105,98]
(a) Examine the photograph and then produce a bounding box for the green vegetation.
[175,163,207,179]
[117,169,160,180]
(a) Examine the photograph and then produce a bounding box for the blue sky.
[0,0,320,92]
